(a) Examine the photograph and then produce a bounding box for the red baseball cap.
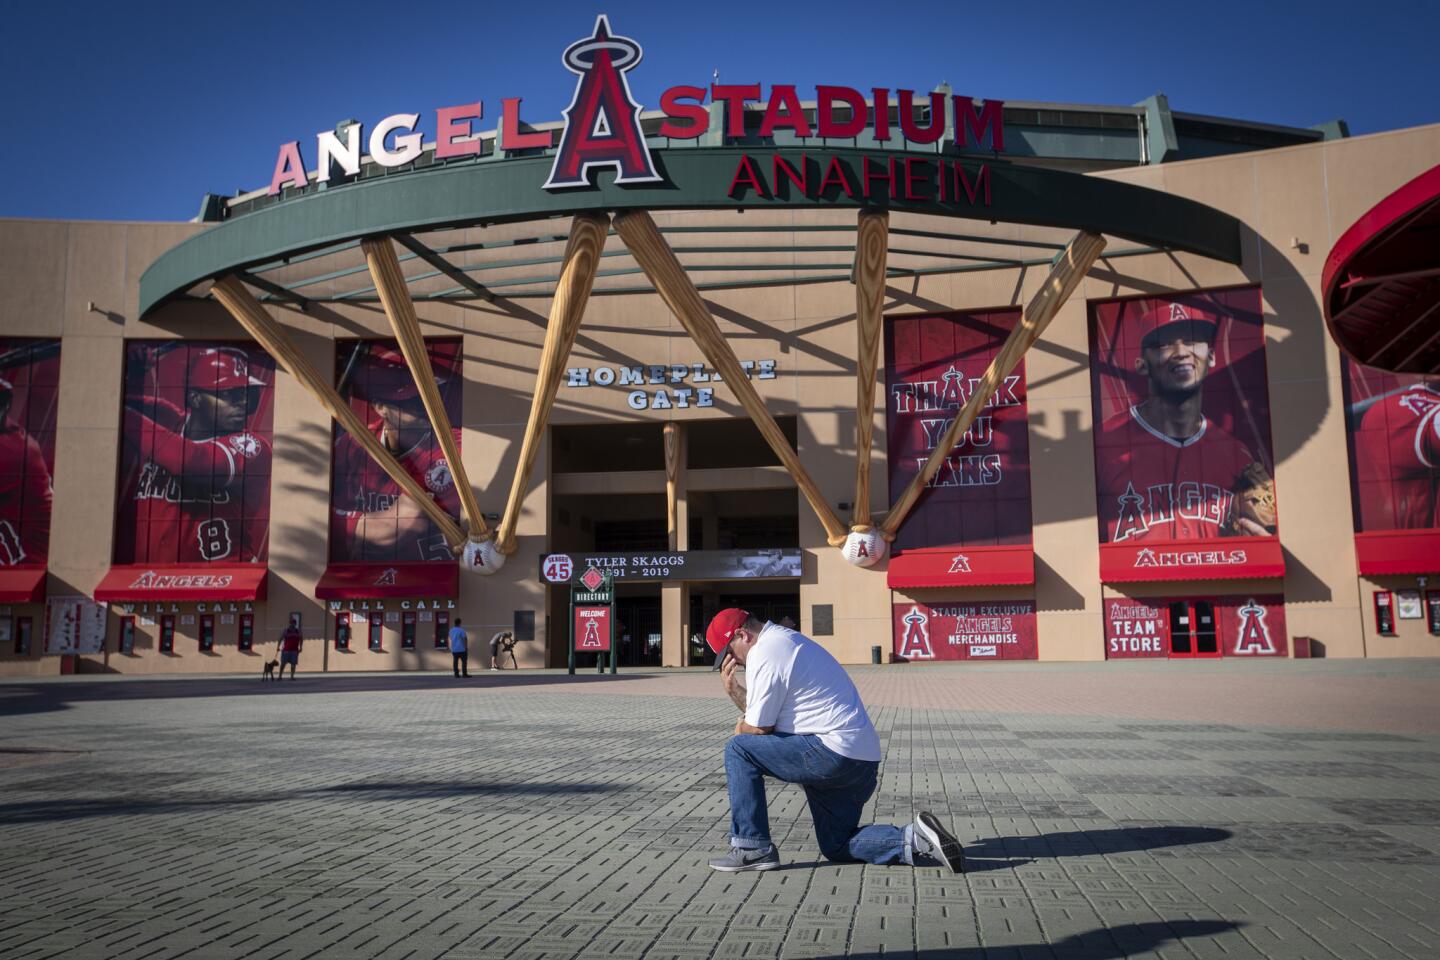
[706,608,751,656]
[189,347,266,390]
[1136,299,1219,350]
[358,345,457,403]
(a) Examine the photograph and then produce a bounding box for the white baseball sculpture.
[842,527,888,568]
[462,537,506,575]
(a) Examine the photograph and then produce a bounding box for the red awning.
[1323,163,1440,374]
[1099,537,1285,583]
[315,563,458,599]
[94,564,269,602]
[887,545,1034,588]
[1354,530,1440,576]
[0,567,46,603]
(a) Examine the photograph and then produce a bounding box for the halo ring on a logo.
[563,35,640,72]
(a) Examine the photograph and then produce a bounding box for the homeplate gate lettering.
[569,565,616,677]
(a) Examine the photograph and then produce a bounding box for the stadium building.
[2,16,1438,675]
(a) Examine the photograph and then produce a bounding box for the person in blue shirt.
[449,618,469,677]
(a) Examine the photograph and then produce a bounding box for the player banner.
[1103,595,1287,658]
[115,342,274,565]
[1343,358,1439,533]
[330,339,462,563]
[0,339,59,569]
[574,605,612,652]
[891,600,1037,661]
[1089,288,1279,547]
[885,309,1032,550]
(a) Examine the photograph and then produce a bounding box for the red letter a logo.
[544,16,661,190]
[897,606,935,660]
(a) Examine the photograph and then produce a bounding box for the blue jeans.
[724,732,904,864]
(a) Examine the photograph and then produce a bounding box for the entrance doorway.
[614,593,663,667]
[1168,599,1220,658]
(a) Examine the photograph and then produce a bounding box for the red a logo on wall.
[543,15,661,190]
[1232,599,1275,655]
[897,605,935,659]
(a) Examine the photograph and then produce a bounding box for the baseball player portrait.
[0,344,58,567]
[116,344,274,564]
[330,340,464,562]
[1093,296,1279,543]
[1349,369,1440,530]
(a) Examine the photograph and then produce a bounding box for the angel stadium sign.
[267,14,1006,201]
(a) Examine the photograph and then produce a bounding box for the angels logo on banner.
[0,340,59,568]
[896,606,934,659]
[1088,287,1280,544]
[330,339,463,563]
[1231,599,1276,655]
[115,342,275,565]
[892,600,1038,661]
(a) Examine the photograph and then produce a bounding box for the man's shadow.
[785,825,1231,872]
[959,825,1232,872]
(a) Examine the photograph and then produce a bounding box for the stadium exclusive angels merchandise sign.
[539,549,801,582]
[891,600,1038,662]
[266,16,1005,202]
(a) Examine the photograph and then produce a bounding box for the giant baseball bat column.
[664,421,681,550]
[363,237,491,544]
[495,213,609,555]
[210,275,467,546]
[879,230,1106,539]
[614,210,850,547]
[851,209,889,524]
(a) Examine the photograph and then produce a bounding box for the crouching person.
[705,608,964,874]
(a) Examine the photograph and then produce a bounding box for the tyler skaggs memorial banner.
[1089,288,1280,580]
[0,339,58,568]
[892,600,1038,661]
[330,338,463,563]
[116,342,274,564]
[884,309,1032,549]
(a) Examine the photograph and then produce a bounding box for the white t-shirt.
[743,623,882,762]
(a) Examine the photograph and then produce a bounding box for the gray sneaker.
[913,812,965,874]
[708,845,781,872]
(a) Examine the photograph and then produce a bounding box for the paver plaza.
[3,660,1438,959]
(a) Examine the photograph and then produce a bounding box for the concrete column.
[662,580,689,667]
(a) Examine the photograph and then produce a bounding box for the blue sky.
[1,0,1435,221]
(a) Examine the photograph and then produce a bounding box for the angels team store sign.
[267,15,1005,201]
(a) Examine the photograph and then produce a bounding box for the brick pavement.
[1,660,1438,959]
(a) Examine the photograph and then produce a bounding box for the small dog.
[262,659,280,681]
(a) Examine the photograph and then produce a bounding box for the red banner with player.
[574,605,612,652]
[115,342,274,565]
[885,310,1032,553]
[1342,358,1440,574]
[1103,594,1287,658]
[329,339,462,563]
[0,340,59,571]
[891,600,1037,662]
[1089,288,1281,576]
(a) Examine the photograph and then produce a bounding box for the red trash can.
[1292,636,1313,659]
[59,654,77,675]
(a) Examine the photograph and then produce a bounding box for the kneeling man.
[706,608,964,873]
